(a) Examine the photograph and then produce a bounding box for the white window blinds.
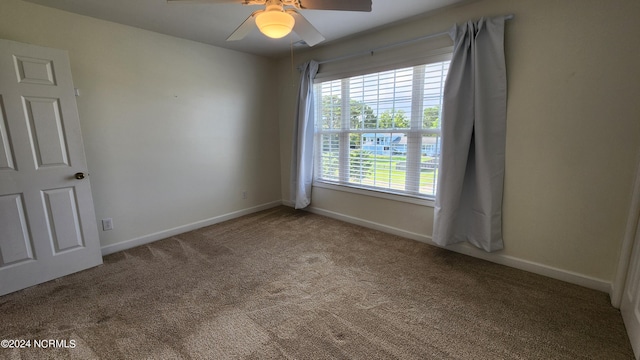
[314,58,450,199]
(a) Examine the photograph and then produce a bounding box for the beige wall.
[0,0,282,247]
[278,0,640,284]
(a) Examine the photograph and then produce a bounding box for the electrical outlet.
[242,191,247,200]
[102,218,113,231]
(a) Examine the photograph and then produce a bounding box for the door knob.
[74,172,85,180]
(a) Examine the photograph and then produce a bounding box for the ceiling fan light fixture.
[255,10,295,39]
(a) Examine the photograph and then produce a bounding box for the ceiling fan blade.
[288,10,325,47]
[298,0,372,12]
[167,0,237,4]
[167,0,266,4]
[226,11,261,41]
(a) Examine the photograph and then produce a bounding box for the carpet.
[0,206,634,359]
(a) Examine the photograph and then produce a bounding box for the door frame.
[611,153,640,308]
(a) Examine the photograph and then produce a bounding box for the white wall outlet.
[102,218,113,231]
[242,191,247,200]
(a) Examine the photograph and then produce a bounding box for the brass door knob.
[74,172,85,180]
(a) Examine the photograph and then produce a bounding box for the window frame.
[312,52,452,203]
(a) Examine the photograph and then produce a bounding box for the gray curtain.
[433,16,507,252]
[291,60,319,209]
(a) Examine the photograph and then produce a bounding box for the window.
[314,60,450,199]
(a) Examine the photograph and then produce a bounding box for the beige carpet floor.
[0,206,634,359]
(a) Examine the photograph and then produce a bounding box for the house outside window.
[314,60,449,199]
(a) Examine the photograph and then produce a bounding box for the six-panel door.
[0,39,102,296]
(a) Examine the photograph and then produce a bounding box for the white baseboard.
[306,205,612,294]
[101,199,612,294]
[100,201,282,256]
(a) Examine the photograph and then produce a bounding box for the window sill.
[312,181,436,208]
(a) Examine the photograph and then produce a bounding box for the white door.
[0,39,102,296]
[622,218,640,359]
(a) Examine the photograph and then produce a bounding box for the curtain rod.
[317,14,514,65]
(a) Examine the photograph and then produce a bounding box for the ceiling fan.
[167,0,373,47]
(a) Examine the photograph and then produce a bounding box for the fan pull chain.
[290,35,295,87]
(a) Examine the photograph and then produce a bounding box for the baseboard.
[306,205,612,294]
[282,199,295,208]
[100,201,282,256]
[100,199,612,294]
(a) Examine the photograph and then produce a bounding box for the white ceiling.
[23,0,469,58]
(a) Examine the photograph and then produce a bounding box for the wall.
[278,0,640,290]
[0,0,282,250]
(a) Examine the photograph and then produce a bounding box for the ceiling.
[23,0,469,58]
